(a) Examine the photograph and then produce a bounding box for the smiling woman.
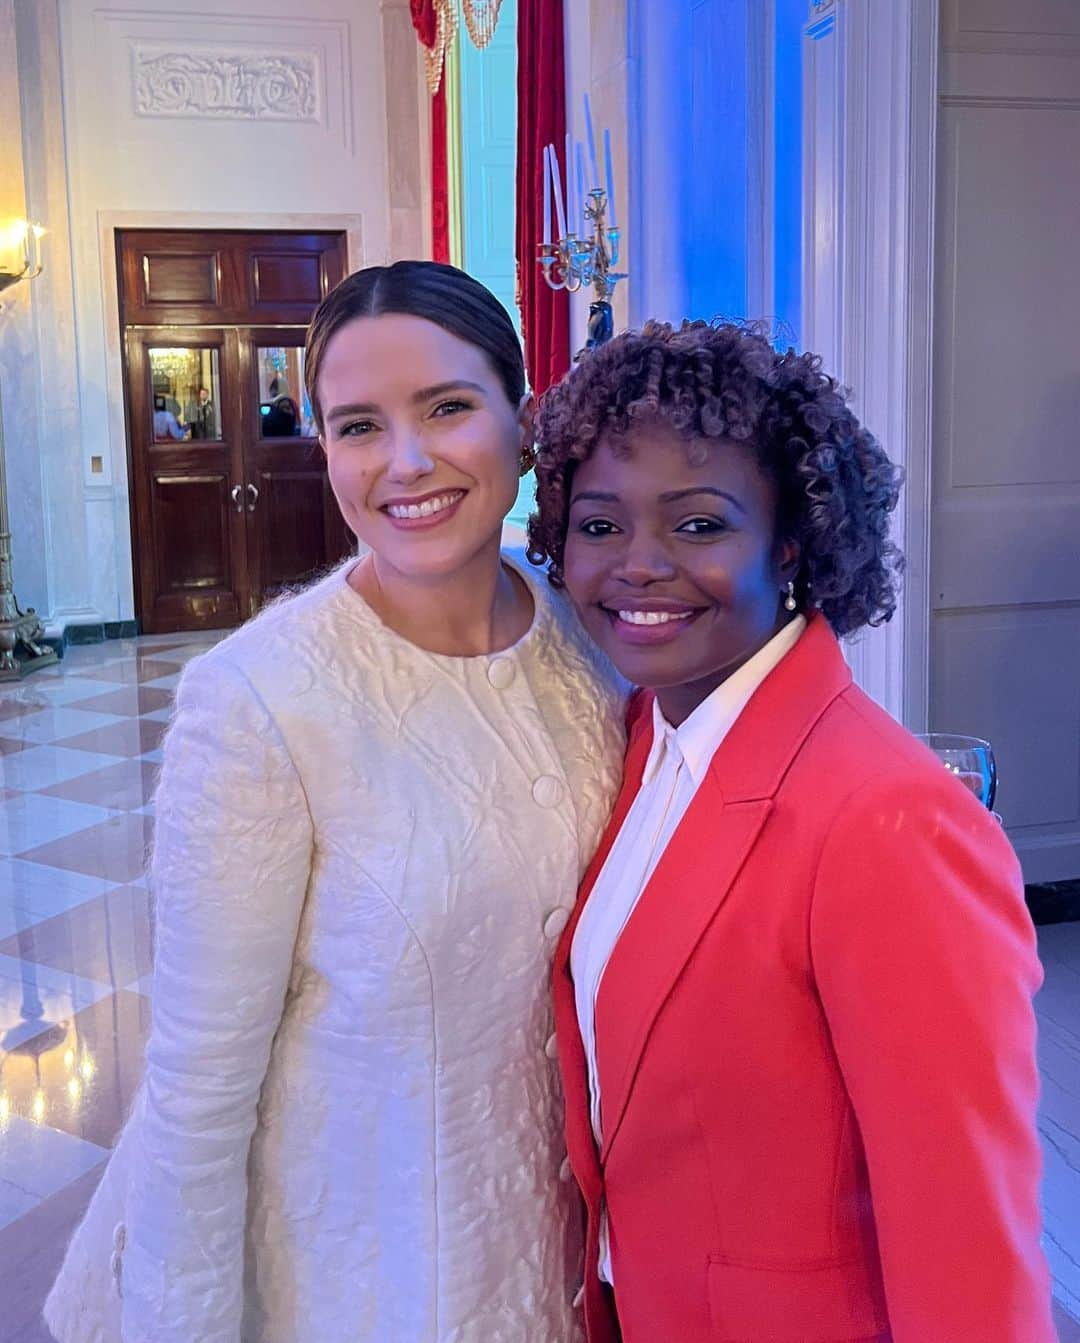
[44,262,627,1343]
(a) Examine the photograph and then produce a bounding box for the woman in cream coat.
[45,262,624,1343]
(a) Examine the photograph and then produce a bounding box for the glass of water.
[914,733,997,811]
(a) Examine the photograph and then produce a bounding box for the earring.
[783,580,797,612]
[519,445,537,478]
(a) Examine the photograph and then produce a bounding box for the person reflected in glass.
[530,320,1054,1343]
[185,385,216,440]
[262,375,301,436]
[153,393,188,442]
[46,262,626,1343]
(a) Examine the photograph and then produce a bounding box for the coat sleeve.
[120,653,313,1343]
[809,769,1054,1343]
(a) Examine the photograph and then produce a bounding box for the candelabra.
[538,187,626,356]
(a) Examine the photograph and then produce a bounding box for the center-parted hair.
[305,260,526,434]
[527,319,903,637]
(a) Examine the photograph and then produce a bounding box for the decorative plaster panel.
[132,45,319,122]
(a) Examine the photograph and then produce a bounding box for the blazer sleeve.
[120,653,313,1343]
[809,771,1054,1343]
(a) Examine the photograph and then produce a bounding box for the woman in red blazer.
[526,321,1054,1342]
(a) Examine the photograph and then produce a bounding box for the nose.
[612,532,677,587]
[385,428,435,484]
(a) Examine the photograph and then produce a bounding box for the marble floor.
[0,634,1078,1342]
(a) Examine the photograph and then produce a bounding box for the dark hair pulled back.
[305,261,526,433]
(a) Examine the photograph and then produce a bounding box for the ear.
[776,536,801,580]
[516,391,537,447]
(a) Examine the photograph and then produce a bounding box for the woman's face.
[562,422,797,716]
[317,313,530,578]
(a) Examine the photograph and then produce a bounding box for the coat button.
[560,1156,573,1182]
[532,775,564,808]
[544,907,571,939]
[487,656,515,689]
[545,1032,559,1059]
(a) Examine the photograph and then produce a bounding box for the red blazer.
[553,616,1053,1343]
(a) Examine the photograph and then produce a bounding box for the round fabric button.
[544,1033,559,1059]
[487,656,515,690]
[544,907,571,939]
[532,775,564,808]
[559,1156,573,1183]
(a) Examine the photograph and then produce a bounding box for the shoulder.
[176,561,357,707]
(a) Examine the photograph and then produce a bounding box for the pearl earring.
[783,580,797,612]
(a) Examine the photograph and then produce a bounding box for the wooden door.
[239,329,353,612]
[118,229,350,633]
[931,1,1080,881]
[126,328,248,631]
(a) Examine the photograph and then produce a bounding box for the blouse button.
[487,656,515,689]
[544,907,571,939]
[545,1033,559,1060]
[532,775,564,808]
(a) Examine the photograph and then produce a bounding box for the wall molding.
[132,45,320,122]
[801,0,939,726]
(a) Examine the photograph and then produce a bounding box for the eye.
[338,419,379,438]
[432,399,472,418]
[577,517,621,537]
[675,515,728,536]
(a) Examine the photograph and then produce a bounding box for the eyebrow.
[570,486,747,514]
[324,380,487,422]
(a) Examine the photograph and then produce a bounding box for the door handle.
[230,484,243,513]
[246,483,259,513]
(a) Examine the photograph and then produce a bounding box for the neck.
[351,533,533,656]
[655,612,796,727]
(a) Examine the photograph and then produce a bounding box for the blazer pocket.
[706,1254,889,1342]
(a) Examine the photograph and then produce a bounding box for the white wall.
[5,0,424,630]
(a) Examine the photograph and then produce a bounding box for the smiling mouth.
[599,603,705,644]
[382,490,466,521]
[613,609,695,626]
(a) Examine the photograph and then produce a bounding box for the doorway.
[118,228,353,634]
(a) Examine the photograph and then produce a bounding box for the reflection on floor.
[0,633,1078,1342]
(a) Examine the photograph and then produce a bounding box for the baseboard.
[42,618,142,658]
[1026,881,1080,926]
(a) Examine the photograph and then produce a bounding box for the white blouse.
[571,615,806,1283]
[46,552,626,1343]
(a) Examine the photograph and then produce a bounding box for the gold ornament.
[462,0,504,49]
[423,0,457,95]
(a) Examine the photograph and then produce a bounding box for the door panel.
[126,329,247,633]
[932,0,1080,880]
[120,230,351,632]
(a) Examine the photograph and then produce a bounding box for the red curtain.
[410,1,450,263]
[516,0,570,396]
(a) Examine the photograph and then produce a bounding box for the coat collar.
[585,615,852,1164]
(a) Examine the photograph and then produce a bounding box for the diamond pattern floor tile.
[17,812,154,885]
[0,886,153,988]
[35,758,159,811]
[0,795,121,859]
[51,718,168,760]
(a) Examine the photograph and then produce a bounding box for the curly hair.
[527,320,904,637]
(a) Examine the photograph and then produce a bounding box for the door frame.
[801,0,938,729]
[100,210,364,622]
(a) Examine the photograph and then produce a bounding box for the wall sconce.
[0,220,45,298]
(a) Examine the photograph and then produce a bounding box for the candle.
[542,145,552,245]
[604,128,616,228]
[549,143,567,241]
[576,141,587,233]
[565,132,576,233]
[583,93,600,189]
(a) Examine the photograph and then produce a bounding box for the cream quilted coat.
[44,554,625,1343]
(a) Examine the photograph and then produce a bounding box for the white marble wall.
[3,0,423,631]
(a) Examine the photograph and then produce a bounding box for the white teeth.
[616,609,693,626]
[386,491,462,520]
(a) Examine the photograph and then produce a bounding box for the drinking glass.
[913,733,997,811]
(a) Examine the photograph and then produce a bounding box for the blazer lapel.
[553,692,655,1202]
[594,615,852,1164]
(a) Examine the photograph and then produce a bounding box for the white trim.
[801,0,938,725]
